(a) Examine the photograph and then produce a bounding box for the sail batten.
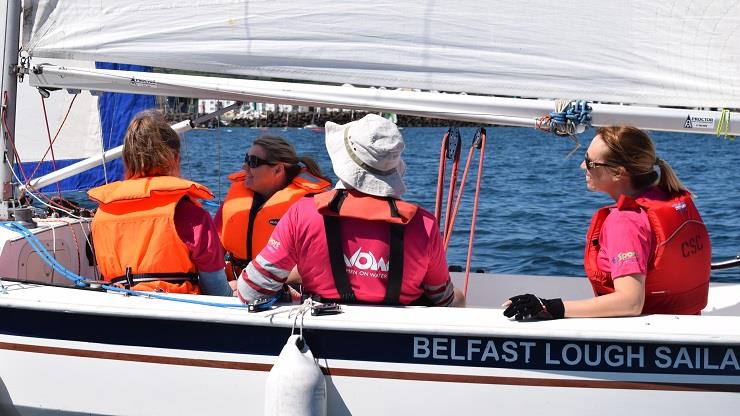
[23,0,740,109]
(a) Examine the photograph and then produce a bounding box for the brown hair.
[123,110,181,179]
[251,135,328,182]
[596,125,688,195]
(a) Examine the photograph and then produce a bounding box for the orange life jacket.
[88,176,214,294]
[584,191,711,315]
[315,189,420,305]
[219,170,330,265]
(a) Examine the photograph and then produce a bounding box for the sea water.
[181,126,739,282]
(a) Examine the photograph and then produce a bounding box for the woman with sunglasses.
[503,126,711,320]
[88,111,233,296]
[216,135,331,280]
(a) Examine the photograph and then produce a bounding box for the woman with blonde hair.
[88,111,233,295]
[504,126,711,319]
[216,135,331,280]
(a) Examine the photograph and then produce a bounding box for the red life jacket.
[584,191,710,315]
[314,189,419,305]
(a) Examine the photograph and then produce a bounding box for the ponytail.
[597,126,690,197]
[297,155,329,181]
[656,158,689,195]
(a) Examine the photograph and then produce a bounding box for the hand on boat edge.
[502,294,565,321]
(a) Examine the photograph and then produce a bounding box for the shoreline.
[170,110,484,128]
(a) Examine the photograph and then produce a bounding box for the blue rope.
[99,284,247,308]
[548,100,592,135]
[1,222,87,287]
[1,221,247,309]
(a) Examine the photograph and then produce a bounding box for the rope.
[442,128,462,241]
[1,221,247,309]
[716,109,734,140]
[26,94,78,184]
[0,222,87,287]
[537,99,592,136]
[434,129,450,221]
[443,134,476,250]
[536,99,589,158]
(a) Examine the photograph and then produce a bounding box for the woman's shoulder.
[605,205,651,231]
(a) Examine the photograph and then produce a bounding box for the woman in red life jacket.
[503,126,710,320]
[88,111,233,296]
[215,136,331,281]
[236,114,465,307]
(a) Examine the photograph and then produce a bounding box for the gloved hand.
[503,294,565,321]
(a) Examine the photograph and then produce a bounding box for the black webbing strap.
[244,193,265,265]
[328,189,348,212]
[110,271,199,287]
[383,222,404,305]
[323,215,357,303]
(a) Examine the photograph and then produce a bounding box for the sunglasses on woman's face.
[584,154,615,171]
[244,154,275,169]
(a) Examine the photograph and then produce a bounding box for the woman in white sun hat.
[237,114,464,307]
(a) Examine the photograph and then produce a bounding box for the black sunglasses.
[244,154,275,168]
[584,154,615,170]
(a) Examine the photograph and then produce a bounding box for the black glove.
[503,294,565,321]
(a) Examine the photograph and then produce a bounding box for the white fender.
[264,335,327,416]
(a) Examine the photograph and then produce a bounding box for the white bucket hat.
[325,114,406,198]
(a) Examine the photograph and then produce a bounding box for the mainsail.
[12,0,740,192]
[22,0,740,108]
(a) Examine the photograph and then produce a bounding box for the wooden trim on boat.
[1,341,737,393]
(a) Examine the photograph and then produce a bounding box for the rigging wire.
[216,111,222,203]
[26,93,78,183]
[39,95,63,196]
[2,91,29,184]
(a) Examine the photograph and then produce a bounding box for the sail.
[13,59,154,192]
[23,0,740,109]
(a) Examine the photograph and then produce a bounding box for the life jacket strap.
[110,269,199,288]
[322,195,405,305]
[323,215,356,303]
[244,193,265,265]
[383,223,404,305]
[225,252,250,268]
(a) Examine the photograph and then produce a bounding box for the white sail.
[23,0,740,109]
[14,60,102,162]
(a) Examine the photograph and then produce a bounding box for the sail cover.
[22,0,740,109]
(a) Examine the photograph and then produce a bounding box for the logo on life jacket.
[268,218,280,225]
[344,248,389,272]
[673,202,687,216]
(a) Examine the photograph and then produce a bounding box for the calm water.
[181,126,739,282]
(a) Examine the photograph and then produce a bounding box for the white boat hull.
[0,221,738,415]
[0,280,738,415]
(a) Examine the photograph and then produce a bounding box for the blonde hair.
[252,135,328,182]
[123,110,181,179]
[596,126,688,195]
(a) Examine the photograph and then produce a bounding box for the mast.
[0,0,20,218]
